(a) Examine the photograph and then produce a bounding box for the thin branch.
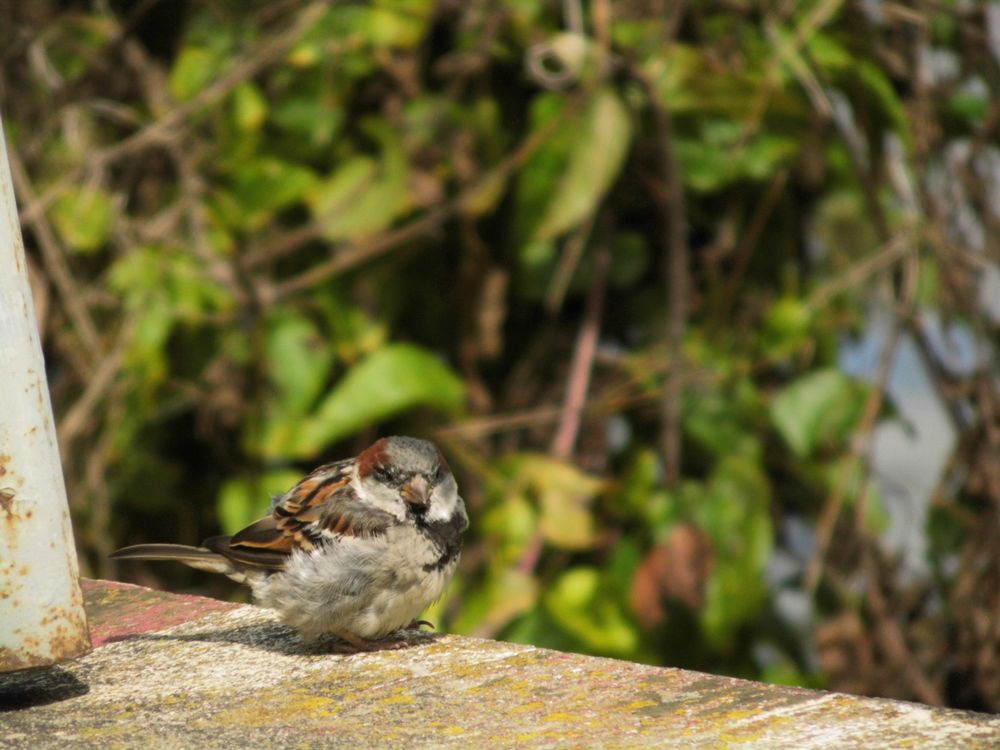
[865,562,945,706]
[805,249,919,593]
[551,245,610,460]
[19,2,328,226]
[58,321,131,451]
[545,210,596,313]
[438,362,715,441]
[723,168,790,310]
[269,207,450,301]
[270,96,583,299]
[242,223,325,269]
[806,231,914,310]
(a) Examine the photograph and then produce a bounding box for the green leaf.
[618,449,667,524]
[543,567,639,655]
[272,98,344,149]
[688,455,773,647]
[229,157,318,230]
[491,453,603,549]
[513,93,572,244]
[481,494,537,565]
[364,2,433,49]
[232,82,268,132]
[533,87,632,241]
[453,567,538,635]
[50,186,116,253]
[857,60,912,149]
[124,297,172,387]
[265,311,334,415]
[309,156,377,224]
[274,343,465,458]
[806,31,853,71]
[109,246,232,389]
[460,168,509,216]
[770,368,866,457]
[320,295,387,363]
[677,121,798,192]
[255,312,335,455]
[947,88,989,125]
[169,47,224,101]
[762,296,814,360]
[535,459,602,549]
[308,124,411,241]
[683,383,762,461]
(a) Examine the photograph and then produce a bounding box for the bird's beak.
[401,474,431,507]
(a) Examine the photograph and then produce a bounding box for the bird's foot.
[405,619,435,631]
[315,630,423,653]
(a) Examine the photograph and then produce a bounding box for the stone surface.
[0,579,997,748]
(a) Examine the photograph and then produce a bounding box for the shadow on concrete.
[105,621,442,656]
[0,666,89,711]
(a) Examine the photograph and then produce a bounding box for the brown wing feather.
[209,459,396,570]
[202,534,289,570]
[228,517,293,550]
[316,497,397,538]
[274,459,354,516]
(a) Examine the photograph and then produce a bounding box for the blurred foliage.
[3,0,999,712]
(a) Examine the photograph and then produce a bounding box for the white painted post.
[0,114,91,670]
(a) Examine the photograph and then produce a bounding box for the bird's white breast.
[251,524,459,641]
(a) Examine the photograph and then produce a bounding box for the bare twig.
[439,358,718,441]
[58,321,131,451]
[545,210,596,313]
[551,245,610,460]
[19,2,328,226]
[806,231,914,310]
[805,249,919,593]
[271,96,584,299]
[242,223,325,269]
[865,563,944,706]
[723,168,790,310]
[270,207,450,301]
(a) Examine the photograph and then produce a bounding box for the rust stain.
[0,487,15,518]
[39,601,91,658]
[0,646,38,672]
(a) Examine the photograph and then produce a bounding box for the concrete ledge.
[1,579,997,748]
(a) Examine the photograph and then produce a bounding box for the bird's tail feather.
[110,544,242,579]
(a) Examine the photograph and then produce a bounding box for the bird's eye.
[374,466,393,483]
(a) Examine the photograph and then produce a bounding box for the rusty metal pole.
[0,114,91,670]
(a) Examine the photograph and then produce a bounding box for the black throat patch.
[417,512,467,572]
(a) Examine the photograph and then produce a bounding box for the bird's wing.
[213,459,397,569]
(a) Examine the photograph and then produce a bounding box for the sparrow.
[111,436,468,651]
